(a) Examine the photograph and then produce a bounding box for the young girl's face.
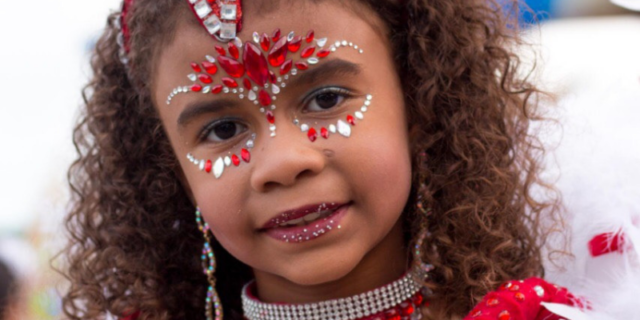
[152,1,412,286]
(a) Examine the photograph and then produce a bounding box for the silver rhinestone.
[361,106,368,112]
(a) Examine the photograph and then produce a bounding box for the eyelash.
[198,86,354,143]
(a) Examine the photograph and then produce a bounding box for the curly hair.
[60,0,563,319]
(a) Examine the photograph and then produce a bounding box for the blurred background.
[0,0,638,319]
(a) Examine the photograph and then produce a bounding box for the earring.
[195,207,223,320]
[412,182,434,274]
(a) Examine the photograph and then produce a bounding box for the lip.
[263,203,351,243]
[261,201,349,230]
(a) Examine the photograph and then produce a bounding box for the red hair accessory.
[186,0,244,41]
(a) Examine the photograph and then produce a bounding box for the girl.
[61,0,582,319]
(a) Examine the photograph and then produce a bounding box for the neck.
[253,220,407,303]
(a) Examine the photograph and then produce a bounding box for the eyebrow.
[177,98,239,130]
[176,59,362,129]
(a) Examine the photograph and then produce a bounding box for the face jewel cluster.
[296,94,372,142]
[241,265,431,320]
[187,0,242,41]
[187,134,256,179]
[167,29,363,138]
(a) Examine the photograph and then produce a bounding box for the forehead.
[152,1,387,108]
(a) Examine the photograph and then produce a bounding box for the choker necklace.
[241,265,432,320]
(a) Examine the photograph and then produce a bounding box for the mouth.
[261,201,352,243]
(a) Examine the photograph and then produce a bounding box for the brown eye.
[204,120,247,142]
[305,87,351,112]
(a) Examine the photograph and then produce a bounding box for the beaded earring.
[195,207,223,320]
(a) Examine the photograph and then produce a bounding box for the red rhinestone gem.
[266,111,275,124]
[280,59,293,75]
[486,298,499,307]
[204,160,212,173]
[306,30,314,43]
[211,85,223,94]
[509,285,520,292]
[295,62,308,70]
[218,56,245,78]
[243,78,252,90]
[399,302,414,316]
[514,292,525,301]
[243,42,270,87]
[268,36,289,67]
[347,115,356,125]
[241,149,251,163]
[231,154,240,166]
[269,71,277,84]
[320,127,329,139]
[222,78,238,88]
[258,89,272,106]
[301,46,316,58]
[198,74,213,84]
[202,61,218,74]
[307,127,317,142]
[228,43,240,59]
[412,292,424,306]
[272,28,281,41]
[383,307,400,320]
[260,33,270,51]
[191,84,203,92]
[215,45,226,56]
[498,310,511,320]
[287,36,302,52]
[190,62,202,73]
[317,49,331,58]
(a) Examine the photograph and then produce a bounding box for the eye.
[304,87,352,112]
[200,119,248,143]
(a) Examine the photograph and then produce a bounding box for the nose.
[249,121,327,193]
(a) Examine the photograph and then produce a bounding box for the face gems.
[187,133,256,179]
[293,94,372,142]
[166,29,362,142]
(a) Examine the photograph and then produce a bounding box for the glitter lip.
[262,202,351,243]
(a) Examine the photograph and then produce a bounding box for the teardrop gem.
[213,157,225,179]
[198,74,213,84]
[307,127,318,142]
[260,33,270,51]
[295,62,309,70]
[241,149,251,163]
[315,37,328,47]
[202,61,218,74]
[222,77,238,88]
[191,84,203,92]
[248,90,257,101]
[306,30,314,43]
[215,45,226,56]
[498,311,511,320]
[266,111,275,124]
[218,56,245,78]
[347,115,356,125]
[204,160,212,173]
[268,36,288,67]
[280,59,293,75]
[231,154,241,166]
[211,85,223,94]
[301,46,316,58]
[243,42,269,87]
[321,127,329,139]
[287,36,302,52]
[258,89,272,106]
[243,78,252,90]
[228,42,240,59]
[269,71,277,84]
[191,62,202,73]
[272,28,281,41]
[317,49,331,58]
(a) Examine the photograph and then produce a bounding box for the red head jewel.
[186,0,244,41]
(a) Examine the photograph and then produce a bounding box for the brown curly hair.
[60,0,563,319]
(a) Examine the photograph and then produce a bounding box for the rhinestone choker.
[241,266,432,320]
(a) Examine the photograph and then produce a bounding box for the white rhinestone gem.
[308,58,319,64]
[193,0,212,18]
[248,90,257,101]
[534,285,544,297]
[355,111,364,120]
[316,37,328,47]
[220,4,237,20]
[213,157,224,178]
[329,124,337,133]
[272,84,280,94]
[301,124,309,132]
[188,73,197,81]
[203,14,222,34]
[220,22,237,39]
[337,120,351,137]
[224,156,231,167]
[253,32,260,43]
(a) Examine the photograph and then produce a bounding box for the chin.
[280,251,362,286]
